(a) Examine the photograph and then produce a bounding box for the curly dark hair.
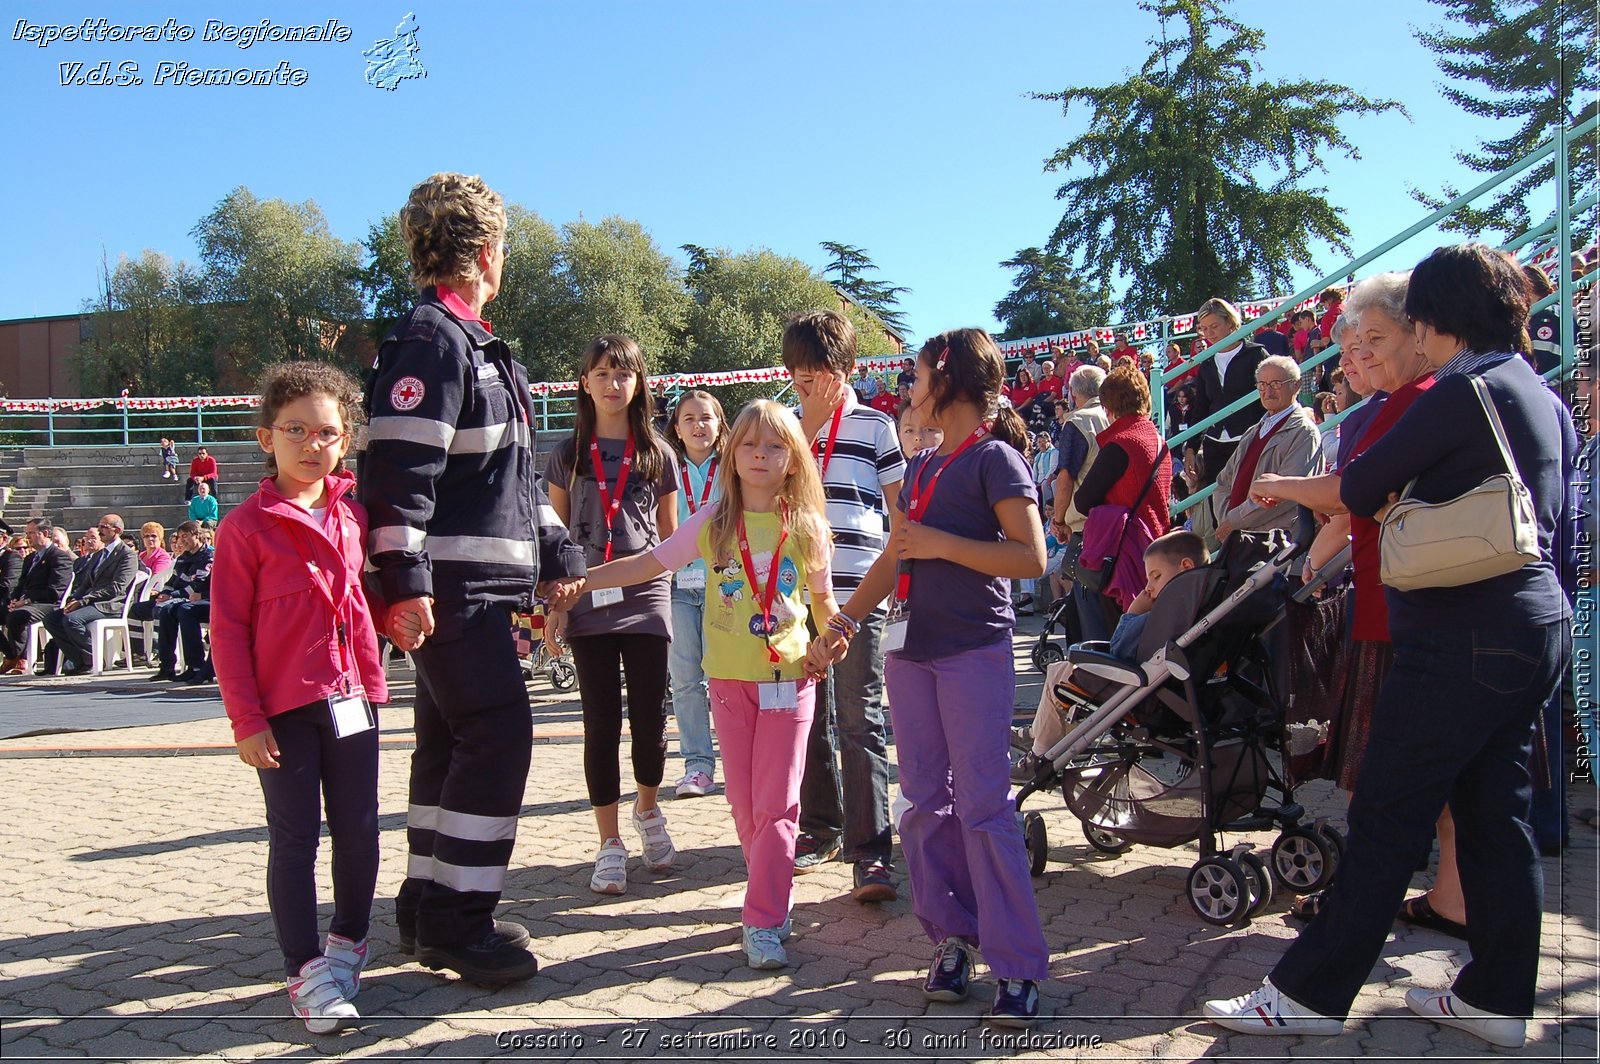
[257,361,364,474]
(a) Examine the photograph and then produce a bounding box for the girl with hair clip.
[666,389,729,798]
[578,400,838,970]
[211,361,387,1032]
[809,328,1051,1028]
[545,335,681,896]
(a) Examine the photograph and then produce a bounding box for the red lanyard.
[681,457,718,515]
[590,436,635,562]
[280,510,356,693]
[895,425,988,603]
[812,405,844,476]
[737,511,789,667]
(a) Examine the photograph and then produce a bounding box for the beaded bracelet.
[826,613,860,640]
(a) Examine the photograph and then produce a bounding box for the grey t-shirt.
[546,435,679,640]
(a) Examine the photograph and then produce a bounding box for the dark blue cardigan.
[1340,352,1570,633]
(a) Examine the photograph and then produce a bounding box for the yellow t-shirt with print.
[699,510,821,683]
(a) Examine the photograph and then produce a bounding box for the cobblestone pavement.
[0,626,1595,1063]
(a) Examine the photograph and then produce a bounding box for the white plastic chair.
[20,582,72,674]
[85,571,149,675]
[136,569,171,666]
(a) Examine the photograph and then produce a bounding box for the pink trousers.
[709,677,815,929]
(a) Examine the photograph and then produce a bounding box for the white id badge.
[329,687,375,738]
[881,603,910,655]
[591,586,624,608]
[676,567,706,590]
[759,681,799,712]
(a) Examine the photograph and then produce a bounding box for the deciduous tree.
[191,187,365,379]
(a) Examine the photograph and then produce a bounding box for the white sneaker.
[632,806,677,872]
[674,770,715,798]
[743,925,788,970]
[590,837,629,894]
[1202,977,1343,1036]
[322,933,368,1000]
[287,956,359,1034]
[1405,988,1526,1048]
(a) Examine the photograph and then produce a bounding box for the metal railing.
[1165,109,1597,519]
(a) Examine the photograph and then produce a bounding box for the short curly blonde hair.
[399,172,506,291]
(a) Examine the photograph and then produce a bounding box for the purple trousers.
[886,638,1049,980]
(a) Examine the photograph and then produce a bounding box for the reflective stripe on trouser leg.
[405,604,533,946]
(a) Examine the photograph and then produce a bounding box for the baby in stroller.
[1012,531,1209,782]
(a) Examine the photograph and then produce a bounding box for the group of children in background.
[212,310,1056,1034]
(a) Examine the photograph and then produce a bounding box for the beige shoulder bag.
[1378,374,1540,591]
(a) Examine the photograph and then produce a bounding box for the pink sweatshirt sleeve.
[209,515,269,742]
[651,506,712,570]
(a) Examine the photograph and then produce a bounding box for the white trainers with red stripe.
[1405,988,1526,1048]
[1202,977,1343,1036]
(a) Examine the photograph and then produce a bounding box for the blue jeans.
[1271,621,1568,1018]
[799,609,892,863]
[669,583,714,778]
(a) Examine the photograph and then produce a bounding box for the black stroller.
[1029,593,1081,673]
[1013,531,1346,927]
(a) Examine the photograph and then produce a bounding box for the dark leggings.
[255,700,379,977]
[570,632,670,808]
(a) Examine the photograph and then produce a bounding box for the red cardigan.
[189,455,219,479]
[1096,415,1173,539]
[211,471,388,741]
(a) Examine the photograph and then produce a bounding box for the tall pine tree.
[1034,0,1404,319]
[1412,0,1598,237]
[993,247,1113,340]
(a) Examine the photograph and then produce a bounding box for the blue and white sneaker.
[922,937,971,1002]
[742,925,788,970]
[1203,977,1343,1036]
[986,978,1041,1028]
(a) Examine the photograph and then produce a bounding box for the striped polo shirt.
[804,389,906,597]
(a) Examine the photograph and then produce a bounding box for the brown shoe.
[1,658,25,675]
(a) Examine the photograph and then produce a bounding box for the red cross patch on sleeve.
[390,376,426,411]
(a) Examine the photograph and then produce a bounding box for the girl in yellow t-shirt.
[582,400,837,971]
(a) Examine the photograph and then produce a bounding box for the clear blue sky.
[0,0,1553,342]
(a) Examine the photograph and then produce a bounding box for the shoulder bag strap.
[1109,442,1169,559]
[1469,373,1524,486]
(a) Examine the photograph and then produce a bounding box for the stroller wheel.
[1238,850,1274,918]
[1081,821,1133,855]
[1031,642,1064,673]
[1314,822,1347,865]
[549,659,578,692]
[1187,857,1251,926]
[1024,812,1049,876]
[1270,827,1338,894]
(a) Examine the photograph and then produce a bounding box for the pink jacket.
[212,471,388,742]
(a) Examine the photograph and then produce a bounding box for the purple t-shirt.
[893,435,1037,661]
[546,434,679,640]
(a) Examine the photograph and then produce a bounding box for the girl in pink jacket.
[211,362,388,1034]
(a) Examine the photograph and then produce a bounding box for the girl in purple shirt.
[809,328,1050,1028]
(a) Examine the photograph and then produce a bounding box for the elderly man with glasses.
[41,514,139,674]
[1185,356,1323,546]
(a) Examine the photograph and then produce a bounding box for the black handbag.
[1071,443,1168,593]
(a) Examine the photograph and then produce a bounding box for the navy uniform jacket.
[360,288,585,642]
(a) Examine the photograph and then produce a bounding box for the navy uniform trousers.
[396,603,532,947]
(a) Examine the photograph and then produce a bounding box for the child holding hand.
[211,363,387,1033]
[574,400,837,970]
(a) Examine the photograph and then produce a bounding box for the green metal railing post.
[1556,115,1576,377]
